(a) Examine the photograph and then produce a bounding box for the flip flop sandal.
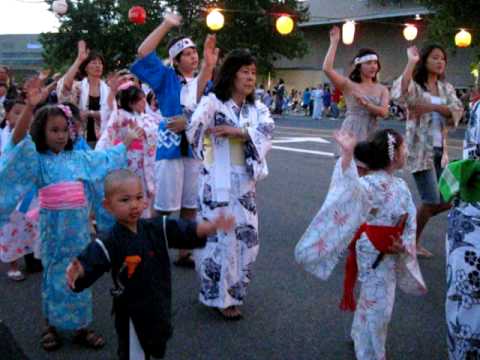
[41,327,62,351]
[7,270,25,282]
[73,329,105,349]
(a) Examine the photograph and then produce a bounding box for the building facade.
[0,34,44,79]
[272,0,476,91]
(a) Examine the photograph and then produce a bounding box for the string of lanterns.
[205,8,295,35]
[50,1,474,47]
[337,19,472,48]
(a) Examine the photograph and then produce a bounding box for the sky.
[0,0,60,34]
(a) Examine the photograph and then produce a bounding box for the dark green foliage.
[40,0,309,75]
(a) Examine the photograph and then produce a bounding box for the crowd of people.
[0,17,479,360]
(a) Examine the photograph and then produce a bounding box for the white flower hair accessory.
[387,132,396,162]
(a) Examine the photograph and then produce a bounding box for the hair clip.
[387,133,396,162]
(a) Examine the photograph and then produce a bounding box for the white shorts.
[154,158,201,212]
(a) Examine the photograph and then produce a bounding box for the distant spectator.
[302,88,311,116]
[273,79,285,114]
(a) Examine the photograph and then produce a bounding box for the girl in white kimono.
[96,83,158,218]
[295,129,427,359]
[187,49,274,319]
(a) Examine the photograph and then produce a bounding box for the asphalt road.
[0,115,464,359]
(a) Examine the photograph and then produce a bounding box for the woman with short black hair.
[187,49,274,320]
[57,41,110,145]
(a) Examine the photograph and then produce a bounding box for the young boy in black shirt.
[66,169,234,359]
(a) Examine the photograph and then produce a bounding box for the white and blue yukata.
[0,136,126,330]
[131,52,202,212]
[187,93,274,309]
[444,99,480,359]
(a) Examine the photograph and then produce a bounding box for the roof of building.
[301,0,431,27]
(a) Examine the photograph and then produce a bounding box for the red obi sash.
[340,215,408,312]
[38,181,87,210]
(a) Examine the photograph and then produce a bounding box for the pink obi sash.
[39,181,87,210]
[114,138,143,151]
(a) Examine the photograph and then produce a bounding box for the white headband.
[168,38,196,61]
[354,54,378,65]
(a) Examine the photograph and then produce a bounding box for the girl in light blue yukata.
[0,79,141,352]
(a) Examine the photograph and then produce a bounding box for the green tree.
[40,0,167,72]
[40,0,309,75]
[419,0,479,55]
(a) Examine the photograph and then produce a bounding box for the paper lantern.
[128,6,147,25]
[342,21,355,45]
[276,15,294,35]
[206,9,224,31]
[455,29,472,48]
[52,0,68,16]
[403,24,418,41]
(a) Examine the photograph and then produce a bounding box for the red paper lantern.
[129,6,147,25]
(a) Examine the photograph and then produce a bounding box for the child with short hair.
[0,96,38,281]
[66,169,234,360]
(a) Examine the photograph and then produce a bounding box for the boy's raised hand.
[203,34,219,69]
[66,258,85,290]
[164,12,182,27]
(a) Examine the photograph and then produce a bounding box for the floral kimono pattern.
[96,109,158,216]
[186,93,274,308]
[0,128,38,263]
[446,99,480,359]
[295,160,426,360]
[0,137,126,330]
[391,76,463,173]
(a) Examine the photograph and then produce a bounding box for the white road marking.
[272,136,330,144]
[272,146,335,157]
[272,136,334,157]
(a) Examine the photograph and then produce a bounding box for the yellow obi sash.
[204,137,245,166]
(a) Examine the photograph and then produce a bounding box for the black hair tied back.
[353,129,403,170]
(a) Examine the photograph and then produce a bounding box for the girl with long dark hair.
[391,45,463,257]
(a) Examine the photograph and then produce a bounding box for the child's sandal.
[73,329,105,349]
[41,326,62,351]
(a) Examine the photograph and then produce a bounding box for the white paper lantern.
[403,24,418,41]
[342,21,355,45]
[52,0,68,16]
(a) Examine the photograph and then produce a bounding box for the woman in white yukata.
[187,49,274,320]
[57,41,112,145]
[295,129,427,359]
[440,93,480,359]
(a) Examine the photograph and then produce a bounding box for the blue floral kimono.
[0,136,126,330]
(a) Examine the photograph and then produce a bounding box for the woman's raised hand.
[407,46,420,64]
[77,40,90,63]
[329,26,341,44]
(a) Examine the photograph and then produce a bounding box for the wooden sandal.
[41,326,62,351]
[73,329,105,349]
